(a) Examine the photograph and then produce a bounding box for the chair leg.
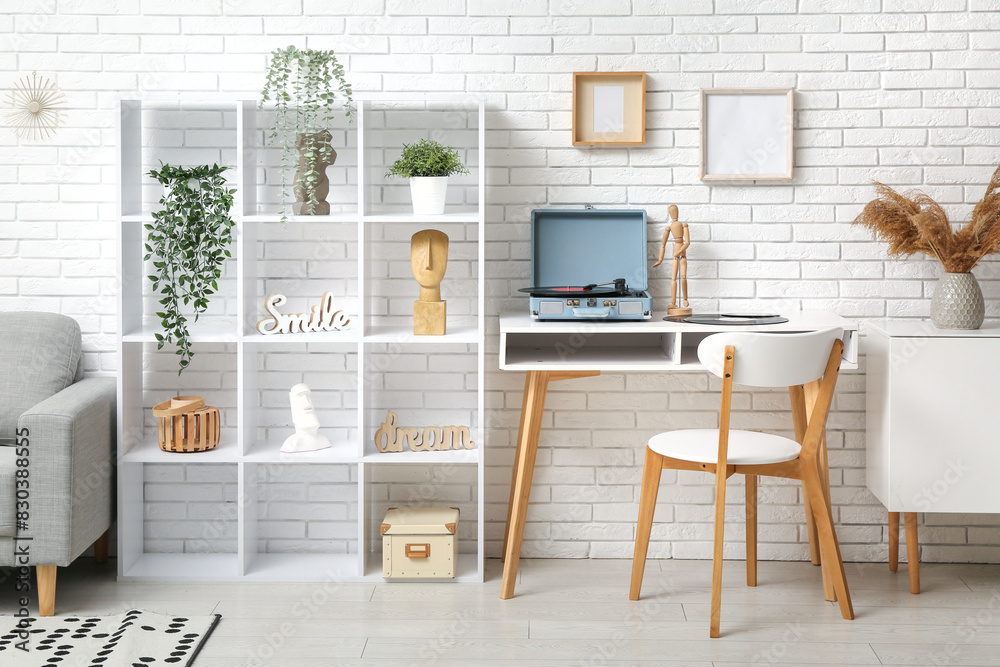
[710,468,728,638]
[802,466,854,620]
[746,474,757,587]
[94,529,110,564]
[36,565,57,617]
[905,512,920,594]
[888,511,899,572]
[630,447,663,601]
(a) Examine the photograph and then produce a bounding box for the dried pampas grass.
[853,164,1000,273]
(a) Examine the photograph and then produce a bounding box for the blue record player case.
[527,209,652,320]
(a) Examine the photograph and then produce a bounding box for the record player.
[521,208,652,320]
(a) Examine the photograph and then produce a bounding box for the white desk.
[498,311,858,599]
[865,319,1000,593]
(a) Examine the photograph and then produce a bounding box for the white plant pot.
[409,176,448,215]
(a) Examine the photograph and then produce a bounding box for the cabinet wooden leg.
[630,447,663,601]
[905,512,920,594]
[94,529,110,564]
[888,511,899,572]
[36,565,57,617]
[500,371,549,600]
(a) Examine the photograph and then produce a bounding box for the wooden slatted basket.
[152,395,221,453]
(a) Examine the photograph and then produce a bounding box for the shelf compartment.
[140,462,239,568]
[251,103,357,218]
[363,342,479,460]
[243,216,359,339]
[362,461,480,582]
[246,463,360,573]
[242,342,359,458]
[361,99,480,218]
[362,223,479,333]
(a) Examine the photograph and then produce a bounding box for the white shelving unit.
[117,94,485,582]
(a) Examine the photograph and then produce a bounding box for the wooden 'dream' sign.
[374,411,475,453]
[257,291,351,335]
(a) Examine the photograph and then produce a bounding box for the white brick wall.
[4,2,1000,563]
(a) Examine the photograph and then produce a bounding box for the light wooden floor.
[6,557,1000,666]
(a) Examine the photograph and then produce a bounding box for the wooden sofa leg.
[94,529,110,564]
[37,565,57,617]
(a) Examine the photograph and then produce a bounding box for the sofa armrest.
[16,377,116,566]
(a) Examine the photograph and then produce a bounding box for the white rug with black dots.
[0,609,221,666]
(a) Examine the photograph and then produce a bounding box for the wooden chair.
[629,328,854,637]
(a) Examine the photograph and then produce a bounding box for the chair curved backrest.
[697,328,844,388]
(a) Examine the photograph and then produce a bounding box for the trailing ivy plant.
[260,45,354,222]
[384,139,470,179]
[145,163,236,374]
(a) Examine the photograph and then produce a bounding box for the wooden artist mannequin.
[653,204,691,316]
[411,229,449,335]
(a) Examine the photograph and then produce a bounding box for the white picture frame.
[699,88,794,181]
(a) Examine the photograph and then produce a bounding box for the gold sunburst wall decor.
[5,71,66,140]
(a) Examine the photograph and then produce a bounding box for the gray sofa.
[0,312,116,616]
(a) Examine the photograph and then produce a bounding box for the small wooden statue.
[653,204,691,316]
[411,229,449,335]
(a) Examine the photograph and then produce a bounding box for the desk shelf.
[499,312,858,372]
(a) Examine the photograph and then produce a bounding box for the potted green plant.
[260,45,353,221]
[145,163,236,373]
[384,138,470,215]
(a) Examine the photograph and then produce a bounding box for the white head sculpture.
[280,383,332,454]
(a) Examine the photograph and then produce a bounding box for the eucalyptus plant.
[384,139,470,178]
[260,45,354,221]
[145,163,236,374]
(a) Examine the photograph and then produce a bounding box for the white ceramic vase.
[930,271,985,330]
[408,176,448,215]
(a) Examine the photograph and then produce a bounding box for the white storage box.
[381,507,459,579]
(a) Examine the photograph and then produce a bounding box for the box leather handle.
[405,543,430,559]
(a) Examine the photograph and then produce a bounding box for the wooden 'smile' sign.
[256,292,351,335]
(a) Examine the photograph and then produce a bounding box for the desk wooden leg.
[501,371,550,600]
[888,511,900,572]
[501,373,533,563]
[905,512,920,594]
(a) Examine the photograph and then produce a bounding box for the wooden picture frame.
[572,72,646,146]
[700,88,794,181]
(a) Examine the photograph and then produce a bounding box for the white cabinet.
[865,320,1000,514]
[116,94,485,581]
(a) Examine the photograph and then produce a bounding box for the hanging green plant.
[260,45,354,222]
[145,163,236,374]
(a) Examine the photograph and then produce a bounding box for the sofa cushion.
[0,446,15,537]
[0,312,83,444]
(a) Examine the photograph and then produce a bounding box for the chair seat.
[648,429,801,465]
